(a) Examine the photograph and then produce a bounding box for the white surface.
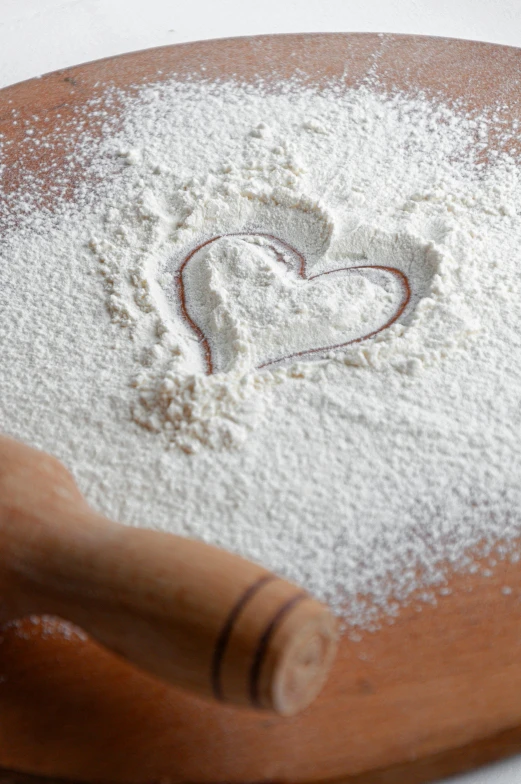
[1,0,521,89]
[1,2,520,782]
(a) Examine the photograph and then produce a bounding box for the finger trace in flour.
[178,232,411,374]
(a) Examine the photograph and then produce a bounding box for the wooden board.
[1,32,521,784]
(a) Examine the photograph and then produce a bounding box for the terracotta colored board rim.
[3,719,521,784]
[1,31,521,94]
[2,32,521,784]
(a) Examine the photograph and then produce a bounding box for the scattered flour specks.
[1,75,521,626]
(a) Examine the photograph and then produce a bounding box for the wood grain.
[1,31,521,784]
[0,435,338,717]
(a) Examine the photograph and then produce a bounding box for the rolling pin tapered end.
[212,572,339,716]
[266,596,339,716]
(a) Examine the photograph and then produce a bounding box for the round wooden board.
[2,32,521,784]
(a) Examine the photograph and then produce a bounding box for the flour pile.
[1,74,521,626]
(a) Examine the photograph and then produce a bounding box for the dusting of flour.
[1,75,521,626]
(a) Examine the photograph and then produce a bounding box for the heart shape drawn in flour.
[176,233,411,374]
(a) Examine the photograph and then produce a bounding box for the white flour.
[1,76,521,626]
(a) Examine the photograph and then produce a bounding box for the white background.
[1,2,520,782]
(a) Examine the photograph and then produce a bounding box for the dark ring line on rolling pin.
[211,573,276,701]
[249,592,308,709]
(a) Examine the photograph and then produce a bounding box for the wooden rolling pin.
[0,435,338,716]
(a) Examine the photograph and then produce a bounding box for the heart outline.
[176,233,411,374]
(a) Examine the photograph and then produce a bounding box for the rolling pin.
[0,435,338,716]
